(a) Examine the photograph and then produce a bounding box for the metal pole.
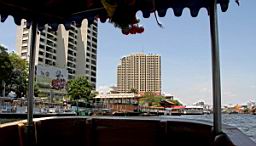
[209,0,222,134]
[27,22,37,127]
[2,80,5,97]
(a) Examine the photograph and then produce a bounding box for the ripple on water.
[163,114,256,143]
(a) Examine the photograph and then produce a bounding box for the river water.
[163,114,256,142]
[1,114,255,142]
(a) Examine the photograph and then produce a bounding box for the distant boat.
[229,111,239,114]
[183,106,204,115]
[203,110,211,115]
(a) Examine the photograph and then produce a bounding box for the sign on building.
[36,65,68,90]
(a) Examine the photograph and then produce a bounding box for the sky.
[0,1,255,105]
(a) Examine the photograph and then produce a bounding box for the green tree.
[34,84,40,97]
[0,45,13,96]
[139,92,165,106]
[5,52,29,98]
[130,88,138,94]
[144,92,155,97]
[170,99,183,106]
[67,76,93,102]
[138,92,183,107]
[89,90,98,99]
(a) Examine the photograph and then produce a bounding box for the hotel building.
[117,53,161,95]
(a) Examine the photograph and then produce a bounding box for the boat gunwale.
[1,116,255,146]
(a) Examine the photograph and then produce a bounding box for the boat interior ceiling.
[0,117,255,146]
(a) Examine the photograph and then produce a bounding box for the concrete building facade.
[16,19,97,96]
[117,53,161,95]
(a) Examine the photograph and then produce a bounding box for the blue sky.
[0,1,255,105]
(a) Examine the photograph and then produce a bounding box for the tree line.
[0,45,29,98]
[138,92,182,107]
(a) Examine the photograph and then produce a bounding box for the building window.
[40,38,45,42]
[68,44,76,50]
[23,27,28,31]
[93,32,97,37]
[39,44,44,49]
[22,46,27,50]
[91,54,96,59]
[21,52,27,57]
[46,40,56,47]
[68,75,74,79]
[91,66,96,71]
[91,60,96,65]
[41,31,45,36]
[91,77,96,82]
[93,26,97,31]
[39,51,44,55]
[45,59,52,65]
[46,53,52,58]
[92,37,97,43]
[92,49,96,53]
[92,44,97,48]
[91,72,96,76]
[23,33,29,37]
[68,50,73,55]
[38,58,43,62]
[22,40,28,44]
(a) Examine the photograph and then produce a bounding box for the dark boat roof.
[0,0,229,30]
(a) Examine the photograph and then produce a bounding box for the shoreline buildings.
[16,20,98,98]
[117,53,161,95]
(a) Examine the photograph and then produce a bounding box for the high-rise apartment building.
[117,53,161,95]
[16,19,97,96]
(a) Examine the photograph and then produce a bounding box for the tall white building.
[16,19,97,96]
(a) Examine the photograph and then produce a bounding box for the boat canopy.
[0,0,229,31]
